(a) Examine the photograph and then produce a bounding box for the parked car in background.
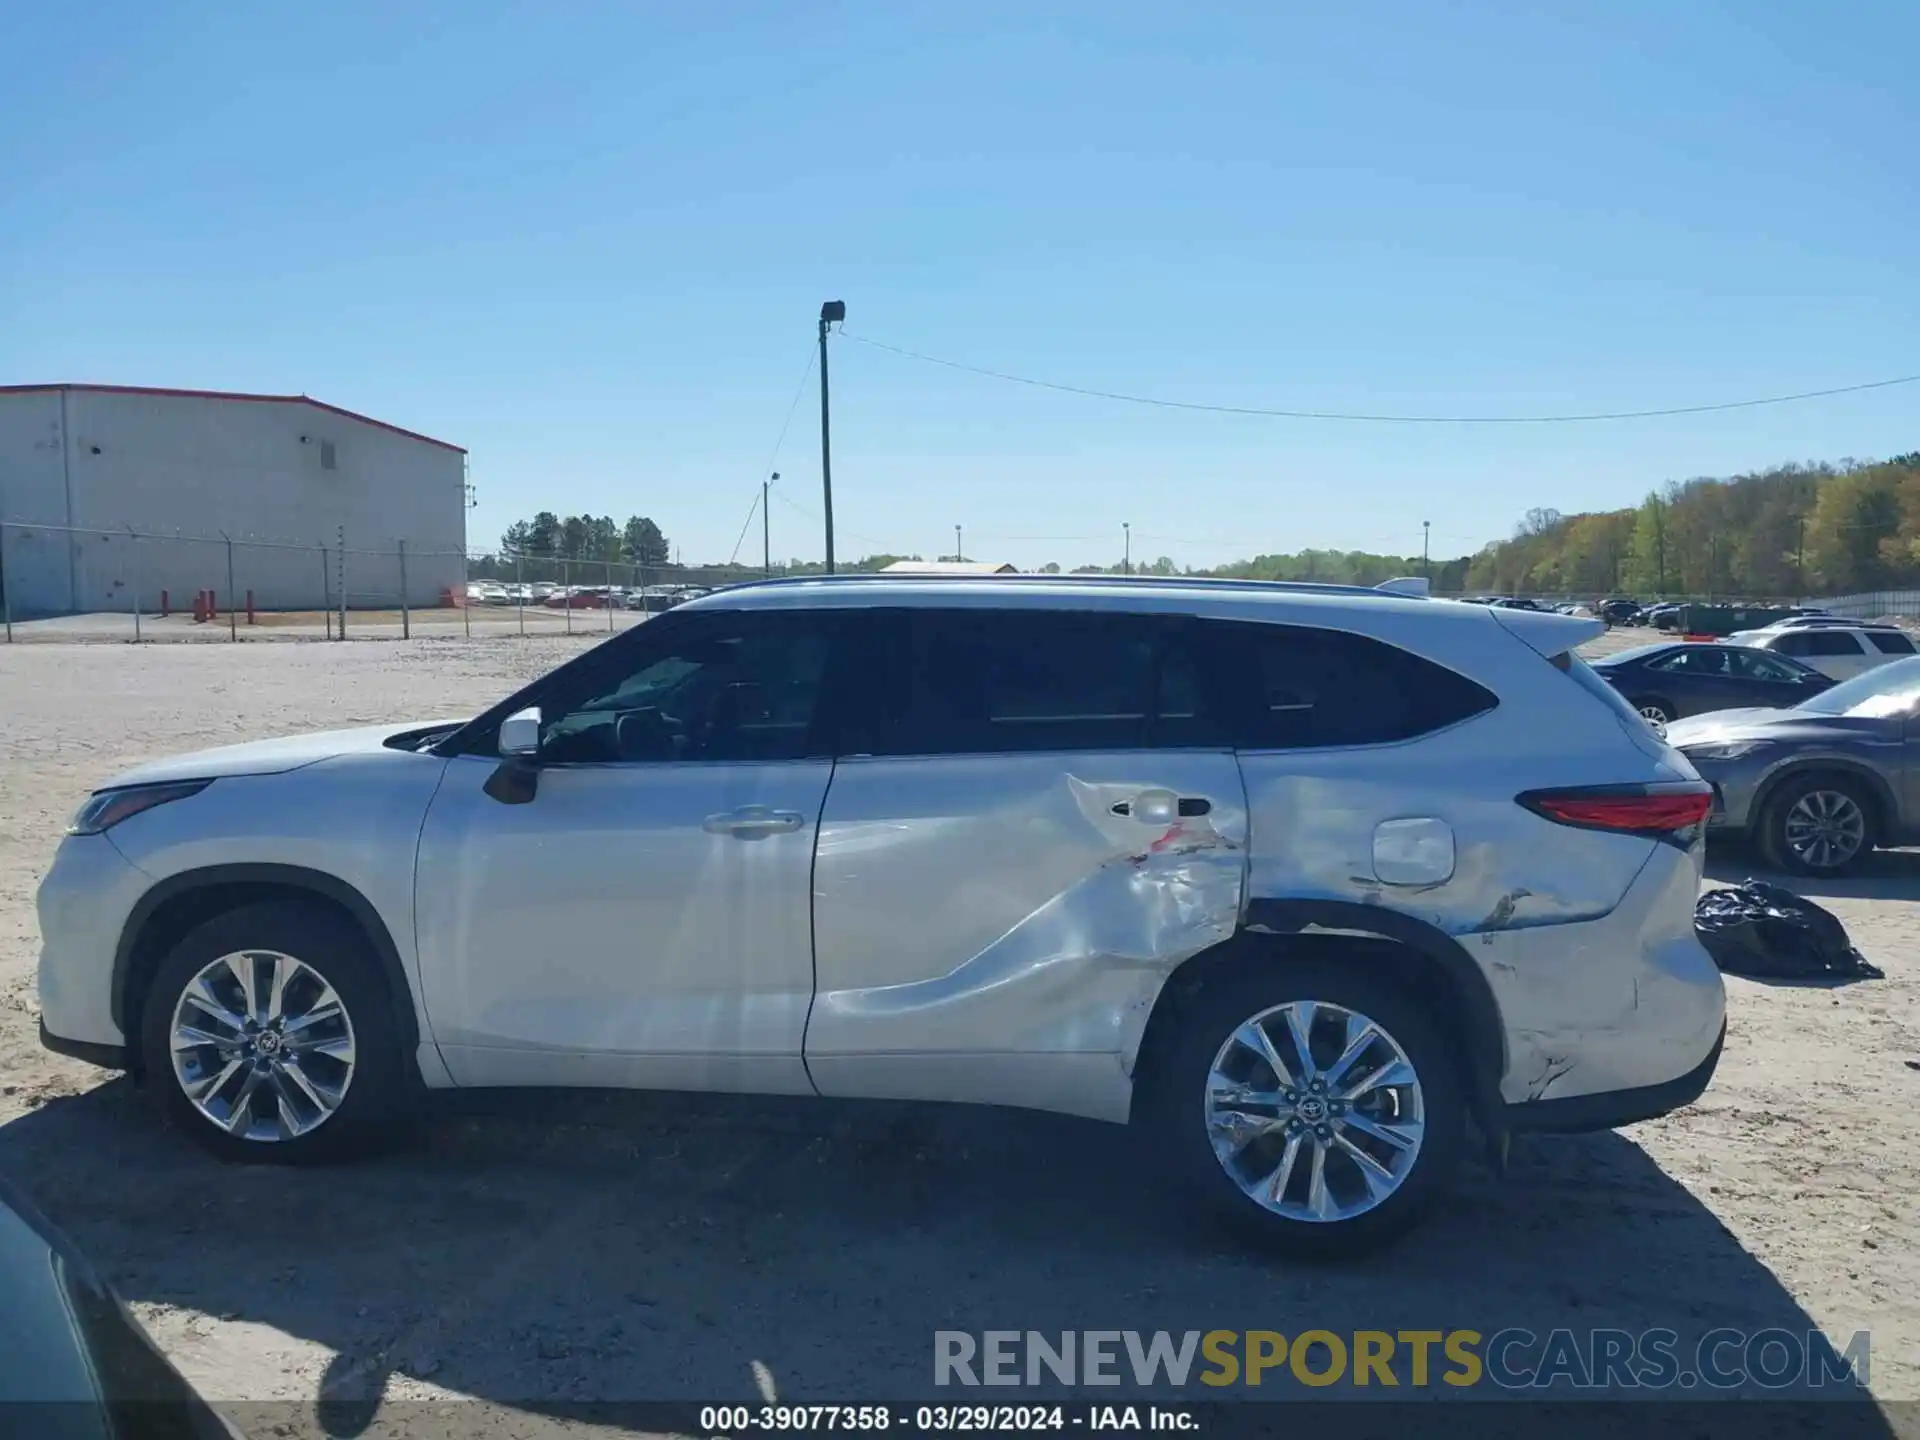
[37,574,1725,1257]
[544,587,618,610]
[1728,624,1917,681]
[625,586,687,612]
[1670,654,1920,876]
[1490,597,1542,611]
[1738,614,1863,632]
[1599,599,1643,626]
[0,1176,237,1436]
[1589,642,1832,731]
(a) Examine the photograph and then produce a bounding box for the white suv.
[1729,622,1918,680]
[37,576,1726,1255]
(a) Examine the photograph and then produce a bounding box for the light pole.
[818,301,845,573]
[954,524,963,563]
[1123,522,1131,576]
[1422,520,1431,581]
[764,472,778,578]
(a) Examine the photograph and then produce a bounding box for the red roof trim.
[0,383,467,453]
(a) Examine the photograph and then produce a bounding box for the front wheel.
[140,901,409,1163]
[1141,960,1465,1257]
[1760,774,1877,877]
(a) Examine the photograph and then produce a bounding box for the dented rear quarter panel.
[1238,613,1685,935]
[1235,610,1722,1107]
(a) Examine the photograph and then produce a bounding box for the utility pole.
[1123,522,1131,575]
[1422,520,1431,581]
[818,301,845,574]
[1796,514,1806,598]
[762,478,772,576]
[954,524,963,563]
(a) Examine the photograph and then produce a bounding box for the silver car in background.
[1668,655,1920,875]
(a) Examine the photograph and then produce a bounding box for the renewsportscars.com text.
[934,1328,1869,1391]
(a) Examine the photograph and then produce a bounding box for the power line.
[769,486,890,548]
[844,332,1920,425]
[762,346,817,475]
[726,346,820,567]
[726,489,761,567]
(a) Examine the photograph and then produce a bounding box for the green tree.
[1806,467,1902,592]
[526,511,561,555]
[622,516,670,567]
[1623,496,1669,594]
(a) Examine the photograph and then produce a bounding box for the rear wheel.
[1141,959,1465,1257]
[1629,697,1676,733]
[1760,773,1876,877]
[140,901,409,1163]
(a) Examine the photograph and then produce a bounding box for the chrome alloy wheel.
[169,950,356,1142]
[1783,789,1868,871]
[1204,1001,1424,1223]
[1637,704,1670,735]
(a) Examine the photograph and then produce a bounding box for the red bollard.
[246,590,255,624]
[160,589,170,618]
[208,588,219,619]
[192,591,206,623]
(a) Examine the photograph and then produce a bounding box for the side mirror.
[499,706,542,758]
[485,706,542,805]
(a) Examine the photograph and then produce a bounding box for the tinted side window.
[1203,619,1496,749]
[1869,630,1916,654]
[1793,631,1867,656]
[1727,648,1802,682]
[538,610,837,764]
[1650,647,1729,675]
[876,609,1224,755]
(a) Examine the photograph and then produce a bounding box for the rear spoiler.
[1374,576,1431,598]
[1490,604,1607,656]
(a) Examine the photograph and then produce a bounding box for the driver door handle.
[704,807,805,838]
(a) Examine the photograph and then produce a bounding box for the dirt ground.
[1,630,1917,1437]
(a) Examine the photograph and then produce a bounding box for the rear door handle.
[703,807,805,838]
[1110,790,1212,823]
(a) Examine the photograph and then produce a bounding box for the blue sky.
[4,1,1915,569]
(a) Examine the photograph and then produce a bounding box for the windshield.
[1794,654,1920,717]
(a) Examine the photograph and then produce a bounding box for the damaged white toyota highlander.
[37,575,1725,1255]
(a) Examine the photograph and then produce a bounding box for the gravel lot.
[1,631,1916,1437]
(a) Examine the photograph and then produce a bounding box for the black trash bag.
[1694,881,1883,980]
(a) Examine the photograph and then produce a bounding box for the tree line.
[1461,453,1920,599]
[472,450,1917,597]
[493,512,673,568]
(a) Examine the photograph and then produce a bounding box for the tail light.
[1517,783,1712,840]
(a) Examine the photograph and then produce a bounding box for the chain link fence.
[1805,590,1920,622]
[0,521,777,644]
[12,523,1911,642]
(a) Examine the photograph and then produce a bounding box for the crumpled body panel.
[805,753,1248,1121]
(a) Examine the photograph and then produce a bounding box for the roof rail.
[713,572,1399,599]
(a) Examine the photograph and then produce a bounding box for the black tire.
[1758,772,1878,878]
[1139,957,1465,1258]
[139,901,410,1163]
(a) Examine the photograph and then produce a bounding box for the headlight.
[1678,740,1768,762]
[67,780,211,836]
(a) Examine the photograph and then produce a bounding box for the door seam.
[797,756,834,1097]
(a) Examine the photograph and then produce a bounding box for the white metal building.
[0,384,467,617]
